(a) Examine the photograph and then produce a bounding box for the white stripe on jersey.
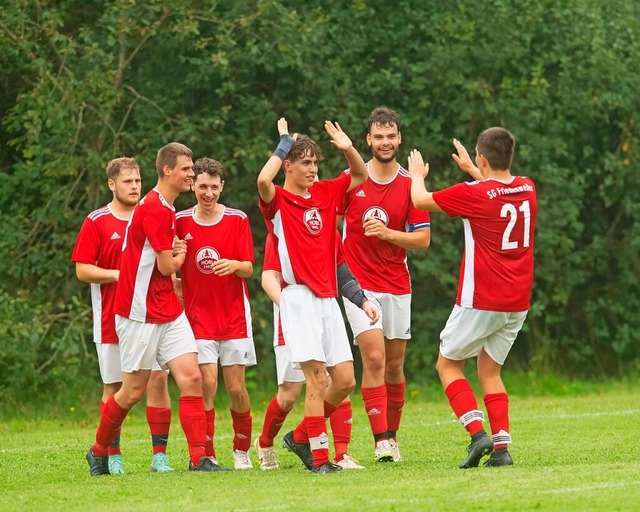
[225,207,248,219]
[90,283,103,343]
[460,218,475,308]
[129,238,156,321]
[272,210,297,287]
[87,206,111,221]
[242,283,253,337]
[176,208,193,219]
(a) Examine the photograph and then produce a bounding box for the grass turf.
[1,384,639,511]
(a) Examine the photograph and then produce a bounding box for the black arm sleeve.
[337,262,367,309]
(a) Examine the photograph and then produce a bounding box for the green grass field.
[1,383,639,511]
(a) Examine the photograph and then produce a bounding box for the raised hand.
[452,138,481,178]
[408,149,429,179]
[277,117,289,137]
[324,120,353,151]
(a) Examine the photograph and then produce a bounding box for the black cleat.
[282,431,314,470]
[189,456,230,472]
[459,430,494,469]
[311,461,343,474]
[86,448,110,476]
[483,448,514,467]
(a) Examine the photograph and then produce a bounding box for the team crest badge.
[195,246,220,274]
[304,208,323,234]
[362,206,389,226]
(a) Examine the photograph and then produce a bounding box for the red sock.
[101,401,122,456]
[178,396,207,465]
[293,418,308,444]
[306,416,329,467]
[330,401,352,462]
[386,380,406,437]
[94,396,129,456]
[259,397,289,448]
[146,406,171,455]
[362,384,388,440]
[484,393,510,450]
[445,379,483,436]
[204,408,216,457]
[231,408,252,452]
[323,401,338,418]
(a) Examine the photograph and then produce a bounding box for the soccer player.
[338,106,431,462]
[72,157,174,474]
[86,143,216,475]
[175,157,256,470]
[407,128,537,468]
[254,232,378,470]
[257,117,367,473]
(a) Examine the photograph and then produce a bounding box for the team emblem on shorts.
[304,208,323,234]
[195,246,220,274]
[363,206,389,226]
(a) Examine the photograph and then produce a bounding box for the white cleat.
[374,439,394,462]
[254,438,279,470]
[388,438,403,462]
[336,454,365,470]
[233,449,254,470]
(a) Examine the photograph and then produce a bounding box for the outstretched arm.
[324,121,367,192]
[408,149,443,212]
[257,117,296,204]
[75,263,119,284]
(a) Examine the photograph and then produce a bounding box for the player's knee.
[363,350,385,375]
[385,357,404,378]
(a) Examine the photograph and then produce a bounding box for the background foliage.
[1,0,639,404]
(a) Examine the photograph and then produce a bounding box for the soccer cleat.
[108,454,125,474]
[87,448,110,476]
[311,461,343,474]
[189,456,231,472]
[254,438,279,470]
[483,448,514,467]
[459,430,494,469]
[282,431,314,470]
[335,454,365,470]
[374,439,394,462]
[207,456,232,471]
[232,449,253,470]
[388,438,404,462]
[150,452,174,473]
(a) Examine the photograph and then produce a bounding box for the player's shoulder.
[224,206,248,220]
[176,207,195,220]
[86,204,112,222]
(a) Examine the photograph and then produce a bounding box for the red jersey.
[71,205,128,344]
[433,176,537,312]
[339,164,431,294]
[176,205,255,340]
[259,172,350,298]
[114,189,183,323]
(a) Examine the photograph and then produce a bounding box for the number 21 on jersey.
[501,200,531,250]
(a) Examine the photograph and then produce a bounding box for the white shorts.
[343,291,411,341]
[196,337,257,367]
[439,305,528,364]
[95,343,163,384]
[274,344,305,385]
[115,312,197,373]
[280,285,353,367]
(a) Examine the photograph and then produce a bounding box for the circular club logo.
[362,206,389,226]
[304,207,323,234]
[195,246,220,274]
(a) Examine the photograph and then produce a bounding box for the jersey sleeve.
[335,170,352,215]
[432,182,479,219]
[259,187,280,221]
[407,202,431,232]
[143,206,175,252]
[262,233,280,272]
[239,215,255,263]
[71,218,100,264]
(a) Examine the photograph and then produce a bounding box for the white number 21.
[500,200,530,250]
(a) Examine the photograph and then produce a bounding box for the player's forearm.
[257,157,280,203]
[344,146,367,190]
[75,263,118,284]
[384,228,431,251]
[234,261,253,278]
[410,176,441,212]
[156,250,185,276]
[261,270,281,306]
